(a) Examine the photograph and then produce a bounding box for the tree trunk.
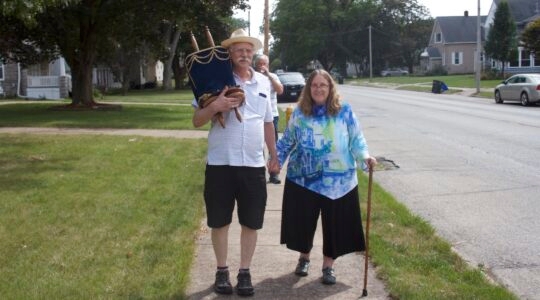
[53,12,121,111]
[162,23,182,90]
[172,54,186,90]
[70,59,95,106]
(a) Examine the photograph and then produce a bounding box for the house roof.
[436,16,487,43]
[426,46,441,59]
[493,0,540,24]
[521,13,540,24]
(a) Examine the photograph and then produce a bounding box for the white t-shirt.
[268,72,281,117]
[192,68,273,167]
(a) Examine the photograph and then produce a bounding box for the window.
[520,49,531,67]
[0,62,4,81]
[452,52,463,65]
[435,32,442,43]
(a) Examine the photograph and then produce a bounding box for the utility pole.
[369,25,373,79]
[264,0,269,55]
[247,8,251,36]
[476,0,481,93]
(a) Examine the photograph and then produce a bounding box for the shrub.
[424,64,448,76]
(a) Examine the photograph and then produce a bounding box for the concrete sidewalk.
[186,179,390,299]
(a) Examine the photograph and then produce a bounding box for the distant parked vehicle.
[277,72,305,103]
[381,68,409,77]
[494,74,540,106]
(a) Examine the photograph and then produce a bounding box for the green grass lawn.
[0,134,207,299]
[360,175,517,299]
[0,85,518,299]
[0,103,207,130]
[347,74,501,99]
[351,74,502,89]
[98,88,194,104]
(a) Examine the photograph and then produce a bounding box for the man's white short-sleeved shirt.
[192,68,273,167]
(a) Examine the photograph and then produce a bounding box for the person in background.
[192,28,279,296]
[276,69,377,285]
[254,54,284,184]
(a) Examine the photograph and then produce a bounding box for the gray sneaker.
[322,267,336,285]
[268,175,281,184]
[236,271,254,296]
[214,269,233,294]
[294,257,310,276]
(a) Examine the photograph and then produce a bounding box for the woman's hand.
[364,156,377,169]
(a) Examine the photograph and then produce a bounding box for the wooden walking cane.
[362,164,374,297]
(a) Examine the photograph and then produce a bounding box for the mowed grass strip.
[98,88,194,104]
[0,134,206,299]
[357,174,518,300]
[0,103,203,130]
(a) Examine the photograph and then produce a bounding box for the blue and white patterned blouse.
[277,102,370,200]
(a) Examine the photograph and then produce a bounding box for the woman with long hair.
[277,69,377,285]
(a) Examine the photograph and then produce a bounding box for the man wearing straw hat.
[192,28,279,296]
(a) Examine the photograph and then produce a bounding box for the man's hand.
[258,65,269,76]
[210,86,243,113]
[267,156,280,174]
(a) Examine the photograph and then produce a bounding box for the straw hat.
[221,28,263,51]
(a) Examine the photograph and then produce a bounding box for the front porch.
[26,75,71,99]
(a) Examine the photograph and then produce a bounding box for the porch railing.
[27,76,60,87]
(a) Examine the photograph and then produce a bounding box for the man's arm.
[264,122,279,173]
[268,73,284,95]
[192,104,218,128]
[192,87,243,128]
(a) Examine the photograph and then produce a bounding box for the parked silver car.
[494,74,540,106]
[380,68,409,77]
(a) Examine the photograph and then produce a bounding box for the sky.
[234,0,493,41]
[418,0,492,17]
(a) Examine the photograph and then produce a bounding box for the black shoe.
[214,269,233,294]
[294,257,310,276]
[322,267,336,285]
[269,175,281,184]
[236,271,254,296]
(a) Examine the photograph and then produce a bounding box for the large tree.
[521,18,540,55]
[270,0,431,76]
[0,0,245,107]
[163,2,248,90]
[484,0,517,78]
[399,19,433,73]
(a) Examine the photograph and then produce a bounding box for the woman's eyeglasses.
[311,83,329,89]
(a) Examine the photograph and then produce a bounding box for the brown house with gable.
[422,0,540,75]
[422,12,487,75]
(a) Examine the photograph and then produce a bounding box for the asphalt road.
[335,86,540,299]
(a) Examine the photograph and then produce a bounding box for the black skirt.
[280,179,366,259]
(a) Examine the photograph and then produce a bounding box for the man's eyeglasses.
[231,47,254,55]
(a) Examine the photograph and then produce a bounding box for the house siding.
[426,14,487,75]
[444,44,478,74]
[486,0,540,74]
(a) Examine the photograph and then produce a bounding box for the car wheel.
[494,90,503,104]
[520,92,530,106]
